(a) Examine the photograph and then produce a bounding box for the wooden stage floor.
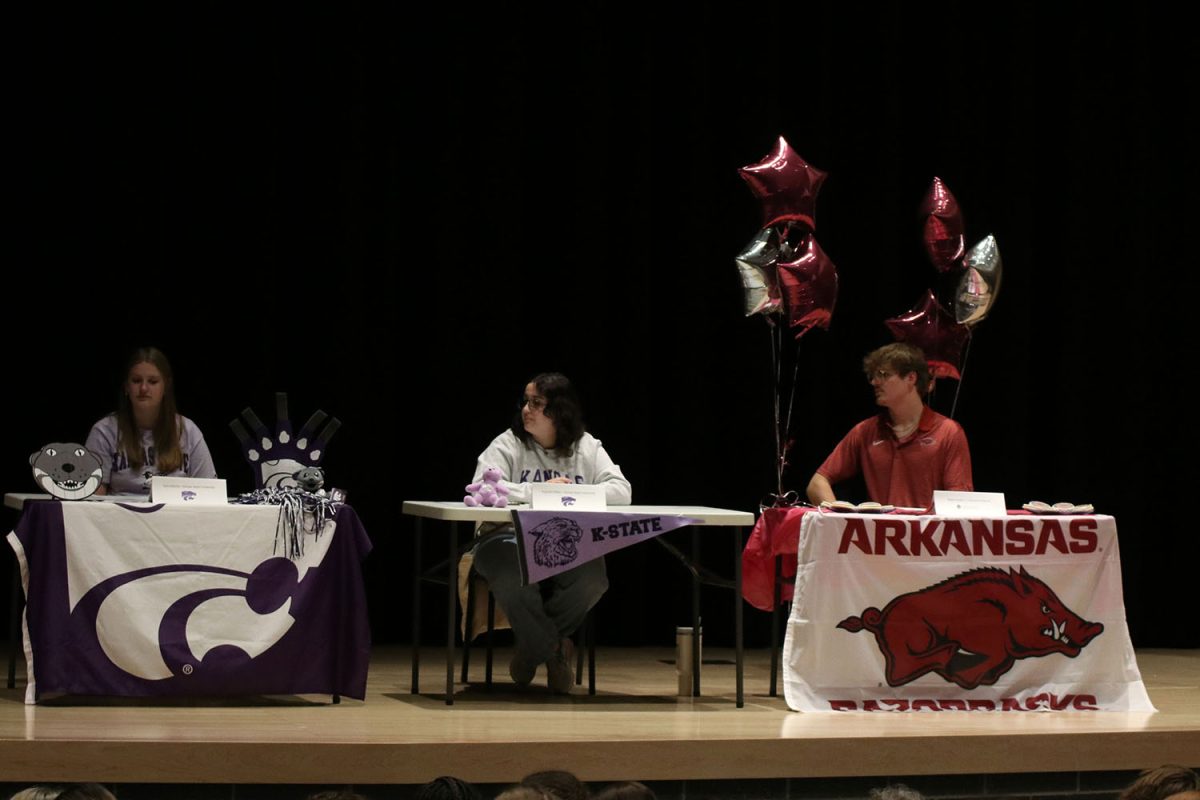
[0,646,1196,785]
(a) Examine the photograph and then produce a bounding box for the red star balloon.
[739,136,828,230]
[920,177,966,273]
[885,289,969,379]
[777,234,838,339]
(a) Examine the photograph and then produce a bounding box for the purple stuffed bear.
[464,465,510,508]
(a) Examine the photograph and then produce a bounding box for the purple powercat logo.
[560,496,576,506]
[79,559,303,681]
[55,505,337,689]
[181,490,197,501]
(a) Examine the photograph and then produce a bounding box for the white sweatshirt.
[472,429,632,505]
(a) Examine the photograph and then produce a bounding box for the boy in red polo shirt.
[806,343,973,510]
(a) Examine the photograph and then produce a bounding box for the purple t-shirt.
[85,414,217,495]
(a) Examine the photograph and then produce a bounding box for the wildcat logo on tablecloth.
[513,510,700,584]
[6,500,372,702]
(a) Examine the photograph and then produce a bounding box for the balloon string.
[780,339,802,491]
[950,332,973,420]
[769,321,783,497]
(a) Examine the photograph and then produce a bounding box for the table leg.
[769,553,782,697]
[461,574,475,684]
[691,528,701,697]
[587,613,596,696]
[411,517,422,694]
[485,592,495,689]
[445,521,459,705]
[735,525,744,709]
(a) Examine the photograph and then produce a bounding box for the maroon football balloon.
[777,234,838,339]
[739,136,828,230]
[885,289,969,379]
[920,177,966,273]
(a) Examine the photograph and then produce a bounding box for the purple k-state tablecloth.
[7,499,372,703]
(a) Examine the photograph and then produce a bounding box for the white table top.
[8,495,756,526]
[6,493,53,510]
[401,500,754,526]
[4,493,238,511]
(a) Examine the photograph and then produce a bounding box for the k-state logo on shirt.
[519,468,583,483]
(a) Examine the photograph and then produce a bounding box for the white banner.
[783,513,1155,712]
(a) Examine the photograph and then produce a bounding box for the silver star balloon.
[955,234,1002,326]
[735,227,783,316]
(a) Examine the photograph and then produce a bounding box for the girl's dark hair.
[511,373,585,457]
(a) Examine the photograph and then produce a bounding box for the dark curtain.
[6,4,1196,647]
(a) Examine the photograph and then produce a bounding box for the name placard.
[149,476,228,505]
[530,483,607,511]
[933,490,1006,518]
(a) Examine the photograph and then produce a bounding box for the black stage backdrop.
[5,5,1197,649]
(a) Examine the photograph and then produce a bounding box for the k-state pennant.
[513,510,700,584]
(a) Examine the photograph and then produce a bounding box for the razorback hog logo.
[530,516,582,568]
[838,566,1104,689]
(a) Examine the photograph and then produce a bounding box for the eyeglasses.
[519,395,548,411]
[867,369,896,382]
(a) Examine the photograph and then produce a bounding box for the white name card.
[933,490,1006,518]
[530,483,607,511]
[150,476,229,505]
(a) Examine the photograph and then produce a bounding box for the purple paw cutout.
[230,393,341,489]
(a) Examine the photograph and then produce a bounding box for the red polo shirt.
[816,406,973,509]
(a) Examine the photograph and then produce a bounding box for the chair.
[460,563,597,695]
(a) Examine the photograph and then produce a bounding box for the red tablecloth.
[740,506,814,611]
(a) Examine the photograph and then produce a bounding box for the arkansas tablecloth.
[782,512,1154,712]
